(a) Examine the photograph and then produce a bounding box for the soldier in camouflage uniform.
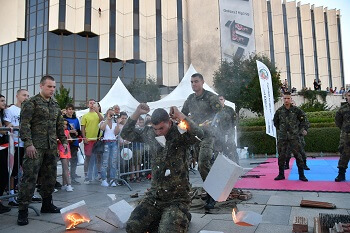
[284,100,310,170]
[214,95,238,163]
[273,92,309,182]
[181,73,222,210]
[17,75,68,226]
[334,90,350,182]
[121,103,203,233]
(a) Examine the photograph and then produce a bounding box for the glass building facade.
[0,0,172,106]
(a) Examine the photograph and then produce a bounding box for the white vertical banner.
[256,60,276,138]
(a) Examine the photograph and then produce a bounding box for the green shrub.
[304,127,340,152]
[300,101,330,112]
[310,122,336,128]
[306,111,336,118]
[239,127,340,154]
[239,131,276,154]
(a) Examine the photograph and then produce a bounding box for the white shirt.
[99,121,118,140]
[4,105,23,147]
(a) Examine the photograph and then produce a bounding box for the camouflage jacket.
[273,105,309,140]
[335,102,350,133]
[121,117,203,202]
[182,90,222,125]
[217,105,236,134]
[20,94,67,149]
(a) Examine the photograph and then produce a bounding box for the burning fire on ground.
[66,213,90,229]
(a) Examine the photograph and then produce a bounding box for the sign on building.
[219,0,255,61]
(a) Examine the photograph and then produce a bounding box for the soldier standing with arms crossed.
[17,75,68,225]
[273,91,309,182]
[182,73,222,210]
[334,90,350,182]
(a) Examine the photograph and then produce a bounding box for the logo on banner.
[258,68,269,81]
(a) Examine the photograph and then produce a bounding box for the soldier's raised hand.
[170,106,185,121]
[136,103,150,115]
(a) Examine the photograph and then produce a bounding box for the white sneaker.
[66,185,74,192]
[101,179,109,187]
[54,188,58,193]
[61,185,67,190]
[110,181,117,187]
[84,178,90,185]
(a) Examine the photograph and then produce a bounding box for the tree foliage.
[126,77,161,103]
[54,85,73,109]
[213,54,281,115]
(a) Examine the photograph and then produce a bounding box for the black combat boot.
[274,166,285,180]
[284,158,290,170]
[41,195,61,213]
[303,160,310,170]
[335,167,346,182]
[204,195,216,210]
[17,205,29,226]
[298,167,308,182]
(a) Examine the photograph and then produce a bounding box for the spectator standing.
[4,89,29,206]
[63,104,81,184]
[58,119,73,192]
[0,94,11,214]
[181,73,222,210]
[81,99,103,184]
[99,108,120,187]
[313,79,319,90]
[17,75,68,225]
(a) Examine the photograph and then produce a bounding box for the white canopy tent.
[76,77,140,118]
[76,64,235,118]
[147,64,235,113]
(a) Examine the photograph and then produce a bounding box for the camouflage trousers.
[338,133,350,169]
[17,149,58,210]
[126,197,190,233]
[286,137,307,161]
[277,139,305,168]
[193,134,215,181]
[214,133,238,164]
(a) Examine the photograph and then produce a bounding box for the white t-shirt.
[99,121,118,140]
[4,105,23,147]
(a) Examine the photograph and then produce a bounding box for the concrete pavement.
[1,157,349,233]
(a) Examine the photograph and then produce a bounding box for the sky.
[296,0,349,85]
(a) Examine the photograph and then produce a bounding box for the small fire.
[232,208,262,226]
[178,120,187,130]
[66,213,90,229]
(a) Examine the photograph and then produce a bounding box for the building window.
[177,0,184,81]
[297,6,306,87]
[267,1,275,65]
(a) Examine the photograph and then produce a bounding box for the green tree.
[213,54,281,116]
[126,77,161,102]
[54,85,73,109]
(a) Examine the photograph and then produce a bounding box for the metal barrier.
[0,127,40,215]
[108,140,152,191]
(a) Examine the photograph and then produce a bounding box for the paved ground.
[1,157,349,233]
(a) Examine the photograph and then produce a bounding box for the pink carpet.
[234,157,350,192]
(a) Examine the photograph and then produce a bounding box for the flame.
[66,213,90,229]
[178,120,187,130]
[232,208,253,226]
